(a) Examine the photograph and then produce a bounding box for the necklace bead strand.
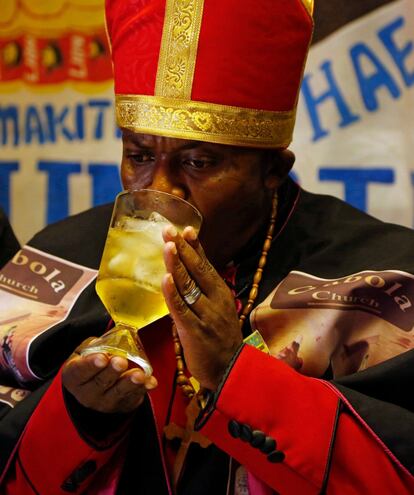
[238,193,277,326]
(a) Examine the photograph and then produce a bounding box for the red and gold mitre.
[106,0,313,148]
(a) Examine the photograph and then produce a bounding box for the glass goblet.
[80,189,202,375]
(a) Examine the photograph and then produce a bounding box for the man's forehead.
[120,129,264,156]
[121,130,202,149]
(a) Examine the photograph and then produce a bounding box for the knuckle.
[93,374,111,389]
[62,366,81,388]
[111,382,125,398]
[182,277,193,292]
[176,262,188,280]
[198,320,210,333]
[114,379,145,400]
[114,395,130,410]
[176,301,188,316]
[173,291,189,315]
[196,258,213,274]
[113,383,140,401]
[114,392,142,412]
[129,387,146,402]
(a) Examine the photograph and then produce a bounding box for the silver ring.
[182,279,202,305]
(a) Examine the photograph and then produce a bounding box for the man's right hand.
[62,351,157,414]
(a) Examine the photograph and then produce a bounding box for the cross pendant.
[164,396,212,489]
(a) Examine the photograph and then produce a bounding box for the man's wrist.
[195,343,245,431]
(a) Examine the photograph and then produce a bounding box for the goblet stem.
[80,323,153,376]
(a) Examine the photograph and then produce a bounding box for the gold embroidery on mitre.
[301,0,314,16]
[116,95,296,148]
[155,0,205,99]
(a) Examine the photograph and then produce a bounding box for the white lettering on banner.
[24,36,39,83]
[0,99,117,146]
[0,84,123,243]
[69,35,87,79]
[298,12,413,142]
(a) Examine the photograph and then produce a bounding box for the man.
[1,0,414,493]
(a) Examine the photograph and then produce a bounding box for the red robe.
[1,180,414,493]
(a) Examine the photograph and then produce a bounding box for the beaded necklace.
[172,191,278,399]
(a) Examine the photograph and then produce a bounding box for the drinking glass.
[80,189,202,375]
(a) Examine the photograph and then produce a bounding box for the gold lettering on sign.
[288,285,316,295]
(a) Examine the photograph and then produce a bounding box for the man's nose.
[149,153,186,199]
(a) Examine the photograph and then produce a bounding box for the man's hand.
[62,351,157,414]
[162,225,243,391]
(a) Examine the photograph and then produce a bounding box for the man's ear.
[264,149,296,189]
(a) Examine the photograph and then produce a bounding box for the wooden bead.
[253,272,262,285]
[244,302,253,313]
[177,375,189,385]
[183,385,194,396]
[263,239,272,252]
[249,287,259,300]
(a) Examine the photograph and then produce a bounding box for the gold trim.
[301,0,314,16]
[116,95,295,148]
[0,80,113,94]
[155,0,205,99]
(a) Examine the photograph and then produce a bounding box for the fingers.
[63,353,111,387]
[82,356,129,392]
[162,272,201,330]
[163,240,208,318]
[101,369,158,413]
[162,225,219,297]
[62,352,158,413]
[104,368,157,411]
[182,226,204,255]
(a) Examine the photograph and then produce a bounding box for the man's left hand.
[162,225,243,391]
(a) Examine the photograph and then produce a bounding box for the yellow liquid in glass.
[96,220,170,329]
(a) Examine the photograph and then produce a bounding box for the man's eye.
[127,152,155,165]
[182,158,215,169]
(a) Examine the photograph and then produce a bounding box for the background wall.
[0,0,413,244]
[292,0,414,228]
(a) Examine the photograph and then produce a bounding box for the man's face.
[121,131,292,267]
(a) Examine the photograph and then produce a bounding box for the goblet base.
[80,324,153,376]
